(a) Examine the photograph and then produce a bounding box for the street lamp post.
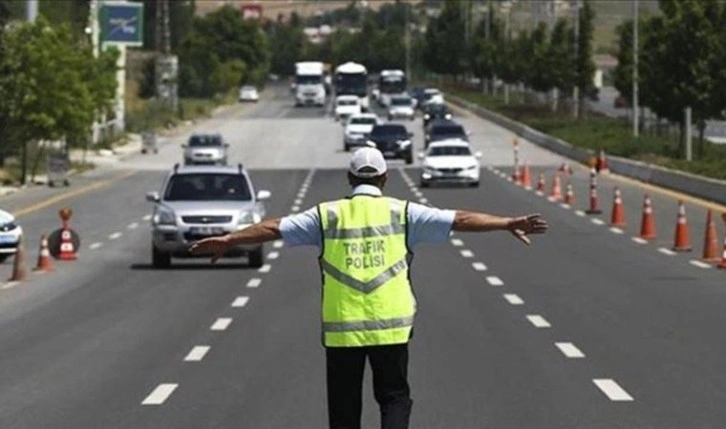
[632,0,639,137]
[573,0,580,118]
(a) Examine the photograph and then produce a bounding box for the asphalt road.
[0,84,725,428]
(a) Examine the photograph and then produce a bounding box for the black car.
[424,119,468,148]
[422,103,452,127]
[367,124,414,164]
[410,86,426,109]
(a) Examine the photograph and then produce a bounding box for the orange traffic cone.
[559,162,572,175]
[672,200,692,252]
[597,149,609,173]
[564,183,575,205]
[34,234,54,272]
[549,173,563,201]
[8,237,27,282]
[512,166,522,184]
[536,174,546,194]
[639,194,656,240]
[58,228,77,261]
[610,187,626,227]
[521,162,532,188]
[585,168,602,214]
[702,210,719,262]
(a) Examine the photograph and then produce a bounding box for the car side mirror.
[366,140,376,148]
[408,132,413,138]
[145,191,160,202]
[256,190,271,201]
[417,152,425,160]
[475,151,482,159]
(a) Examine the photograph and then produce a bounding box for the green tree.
[548,18,575,109]
[612,19,635,104]
[268,20,305,76]
[422,0,467,77]
[574,0,596,116]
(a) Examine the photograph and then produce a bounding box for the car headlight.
[238,211,261,225]
[467,164,479,170]
[153,206,176,226]
[423,166,435,173]
[0,222,18,233]
[445,113,452,119]
[398,140,411,148]
[424,114,430,120]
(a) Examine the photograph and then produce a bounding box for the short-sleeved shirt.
[279,184,455,250]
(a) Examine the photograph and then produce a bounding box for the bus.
[334,62,369,112]
[378,69,407,107]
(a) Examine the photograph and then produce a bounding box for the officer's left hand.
[189,236,231,263]
[507,214,548,245]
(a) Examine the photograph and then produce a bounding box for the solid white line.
[460,249,474,258]
[574,210,586,217]
[658,247,676,256]
[291,206,300,212]
[1,281,19,290]
[591,218,605,226]
[210,318,232,331]
[450,238,464,247]
[89,242,103,250]
[472,262,487,271]
[689,260,712,269]
[258,264,272,273]
[247,278,262,288]
[593,379,634,402]
[503,294,524,305]
[419,198,428,204]
[142,383,178,405]
[143,214,152,221]
[128,222,139,230]
[609,227,624,234]
[486,276,504,286]
[184,346,210,362]
[268,251,279,260]
[109,232,122,240]
[232,296,250,307]
[526,314,551,328]
[273,240,284,249]
[555,342,585,358]
[632,237,648,244]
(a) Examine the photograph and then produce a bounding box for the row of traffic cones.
[8,231,77,282]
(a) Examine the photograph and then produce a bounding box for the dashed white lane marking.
[689,260,712,269]
[268,251,279,260]
[142,383,178,405]
[247,278,262,288]
[451,238,464,247]
[258,264,272,273]
[419,198,428,204]
[210,318,232,331]
[555,342,585,358]
[109,232,122,240]
[294,199,303,205]
[414,191,423,198]
[232,296,250,307]
[291,206,300,213]
[128,222,139,230]
[1,281,19,290]
[574,210,586,217]
[632,237,648,244]
[296,193,305,199]
[184,346,211,362]
[89,242,103,250]
[658,247,676,256]
[472,262,487,271]
[591,218,605,226]
[593,379,634,402]
[503,294,524,305]
[486,276,504,286]
[460,249,474,258]
[143,214,152,221]
[609,227,624,234]
[526,314,551,328]
[273,240,284,249]
[560,203,571,209]
[535,191,544,197]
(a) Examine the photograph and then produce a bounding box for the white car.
[422,88,445,106]
[239,85,259,102]
[387,95,415,121]
[419,139,481,187]
[0,209,22,263]
[343,113,381,151]
[334,95,362,121]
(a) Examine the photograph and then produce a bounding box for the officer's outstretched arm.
[452,211,547,245]
[189,218,282,263]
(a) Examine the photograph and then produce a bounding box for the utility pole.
[573,0,580,118]
[26,0,38,22]
[632,0,639,137]
[405,4,410,79]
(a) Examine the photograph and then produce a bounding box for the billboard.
[100,2,144,46]
[241,4,262,21]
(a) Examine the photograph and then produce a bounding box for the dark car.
[410,86,426,109]
[422,103,452,127]
[367,124,413,164]
[425,119,469,148]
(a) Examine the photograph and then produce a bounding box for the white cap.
[349,147,388,178]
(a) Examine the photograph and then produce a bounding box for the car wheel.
[470,182,480,188]
[249,247,264,268]
[420,181,429,188]
[0,254,8,263]
[152,246,172,269]
[344,143,350,152]
[405,152,413,165]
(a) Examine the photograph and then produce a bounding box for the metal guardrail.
[447,94,726,206]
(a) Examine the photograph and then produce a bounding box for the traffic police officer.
[190,147,548,429]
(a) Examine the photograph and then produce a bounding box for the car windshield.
[296,75,322,85]
[189,135,222,147]
[371,125,407,137]
[242,86,255,92]
[338,99,358,106]
[428,105,449,114]
[432,125,465,136]
[428,146,472,156]
[391,97,412,106]
[350,117,377,125]
[164,174,252,201]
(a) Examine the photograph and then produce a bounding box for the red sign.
[241,4,262,20]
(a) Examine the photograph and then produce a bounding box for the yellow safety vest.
[318,195,416,347]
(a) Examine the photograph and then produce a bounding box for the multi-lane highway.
[1,84,725,428]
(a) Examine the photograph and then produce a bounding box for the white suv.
[0,209,22,263]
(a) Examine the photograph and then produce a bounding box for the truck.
[294,61,326,107]
[334,62,369,112]
[378,69,407,108]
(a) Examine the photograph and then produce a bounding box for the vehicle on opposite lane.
[387,95,415,121]
[424,119,469,148]
[146,164,271,268]
[366,123,414,164]
[343,113,382,152]
[238,85,259,102]
[334,95,362,122]
[182,133,229,166]
[419,139,481,188]
[0,209,22,263]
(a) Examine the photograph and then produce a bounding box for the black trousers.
[326,343,413,429]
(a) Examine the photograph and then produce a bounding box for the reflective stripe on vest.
[319,196,415,347]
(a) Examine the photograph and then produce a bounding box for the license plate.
[189,227,225,236]
[384,151,396,157]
